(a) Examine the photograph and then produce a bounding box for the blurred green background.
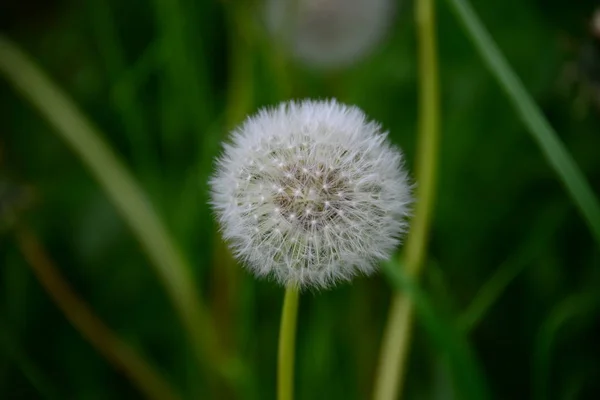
[1,0,600,399]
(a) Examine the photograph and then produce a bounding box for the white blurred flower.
[592,8,600,38]
[264,0,395,69]
[210,99,411,289]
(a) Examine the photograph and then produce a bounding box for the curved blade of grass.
[458,201,569,333]
[16,226,181,400]
[381,260,491,400]
[533,291,600,400]
[445,0,600,246]
[373,0,440,398]
[87,0,156,175]
[0,35,224,379]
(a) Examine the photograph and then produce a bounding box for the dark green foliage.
[1,0,599,398]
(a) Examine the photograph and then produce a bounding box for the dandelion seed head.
[210,99,411,289]
[264,0,395,69]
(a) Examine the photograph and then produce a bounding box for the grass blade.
[373,0,440,398]
[381,260,491,399]
[458,202,568,332]
[445,0,600,246]
[87,0,156,176]
[15,226,180,400]
[533,292,600,400]
[0,35,225,379]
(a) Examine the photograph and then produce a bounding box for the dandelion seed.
[209,99,411,289]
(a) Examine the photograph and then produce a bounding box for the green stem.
[533,292,600,400]
[278,287,300,400]
[373,0,440,398]
[381,261,490,399]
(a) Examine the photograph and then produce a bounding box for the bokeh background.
[1,0,600,399]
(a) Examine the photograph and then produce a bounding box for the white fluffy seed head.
[263,0,395,69]
[593,8,600,37]
[210,99,412,289]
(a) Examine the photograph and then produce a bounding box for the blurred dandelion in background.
[592,7,600,37]
[263,0,396,69]
[209,99,411,289]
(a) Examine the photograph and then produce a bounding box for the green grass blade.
[533,292,600,400]
[381,260,491,400]
[373,1,440,398]
[0,35,223,377]
[458,202,569,332]
[151,0,213,143]
[87,0,155,175]
[445,0,600,246]
[111,40,162,101]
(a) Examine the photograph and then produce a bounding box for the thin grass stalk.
[445,0,600,246]
[533,292,600,400]
[87,0,155,175]
[151,0,213,154]
[15,225,180,400]
[0,35,225,380]
[373,0,440,398]
[380,261,490,399]
[458,202,568,332]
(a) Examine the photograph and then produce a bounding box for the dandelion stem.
[373,0,440,398]
[278,286,300,400]
[15,225,180,400]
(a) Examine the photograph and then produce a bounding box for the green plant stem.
[15,225,180,400]
[278,287,300,400]
[0,35,225,380]
[533,292,600,400]
[381,261,490,399]
[445,0,600,246]
[373,0,440,398]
